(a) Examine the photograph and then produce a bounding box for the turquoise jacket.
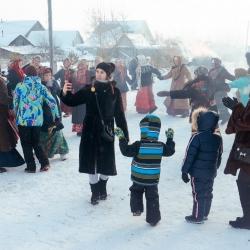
[229,76,250,106]
[13,76,59,126]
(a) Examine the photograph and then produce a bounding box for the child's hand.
[165,128,174,139]
[182,173,190,183]
[114,127,125,139]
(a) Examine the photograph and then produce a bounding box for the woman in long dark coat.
[0,77,25,173]
[222,96,250,230]
[71,59,90,136]
[60,62,129,205]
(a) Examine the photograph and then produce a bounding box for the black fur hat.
[96,62,115,76]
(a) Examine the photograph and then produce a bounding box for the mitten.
[165,128,174,139]
[222,97,238,110]
[157,91,170,97]
[157,75,163,80]
[182,173,190,183]
[114,127,125,139]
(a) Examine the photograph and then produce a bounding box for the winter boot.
[99,178,108,200]
[90,183,100,205]
[185,215,204,224]
[0,167,7,173]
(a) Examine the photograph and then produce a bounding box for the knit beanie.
[140,114,161,141]
[25,65,38,76]
[96,62,115,76]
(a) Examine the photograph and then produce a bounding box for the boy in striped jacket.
[115,114,175,226]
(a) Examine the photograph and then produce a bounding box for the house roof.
[0,34,34,47]
[0,20,44,37]
[115,33,156,49]
[27,30,84,48]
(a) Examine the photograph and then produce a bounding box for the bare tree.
[35,34,64,61]
[82,6,130,60]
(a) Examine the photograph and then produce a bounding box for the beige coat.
[0,77,17,152]
[163,64,192,109]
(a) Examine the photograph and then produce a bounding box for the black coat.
[60,80,129,175]
[53,68,75,88]
[132,65,161,87]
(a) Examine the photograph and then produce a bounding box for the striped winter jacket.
[119,114,175,186]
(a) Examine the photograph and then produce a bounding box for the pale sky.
[1,0,250,45]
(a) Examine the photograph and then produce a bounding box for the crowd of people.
[0,52,250,230]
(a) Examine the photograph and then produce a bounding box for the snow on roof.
[28,30,84,49]
[125,33,151,48]
[0,20,41,37]
[0,45,38,55]
[0,35,19,46]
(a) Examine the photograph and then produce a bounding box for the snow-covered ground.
[1,77,250,250]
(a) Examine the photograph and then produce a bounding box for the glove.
[182,173,190,183]
[165,128,174,139]
[157,75,163,80]
[222,97,238,110]
[114,127,125,139]
[157,91,170,97]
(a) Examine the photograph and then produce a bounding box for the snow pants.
[129,183,161,224]
[190,177,214,219]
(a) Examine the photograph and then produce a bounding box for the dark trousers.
[129,183,161,224]
[237,170,250,220]
[18,126,49,170]
[190,177,214,219]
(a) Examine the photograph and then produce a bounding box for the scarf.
[9,59,25,81]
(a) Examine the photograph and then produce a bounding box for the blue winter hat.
[140,114,161,141]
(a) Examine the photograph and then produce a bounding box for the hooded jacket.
[13,76,59,126]
[181,107,223,179]
[119,114,175,186]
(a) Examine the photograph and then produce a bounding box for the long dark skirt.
[0,148,25,167]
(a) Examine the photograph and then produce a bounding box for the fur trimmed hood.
[192,107,219,133]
